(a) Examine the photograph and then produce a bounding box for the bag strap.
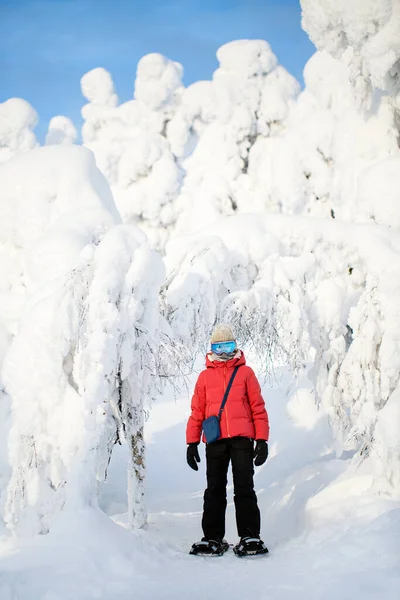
[218,365,241,420]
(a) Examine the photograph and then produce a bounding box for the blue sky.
[0,0,316,141]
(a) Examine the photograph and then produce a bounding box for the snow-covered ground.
[0,365,398,600]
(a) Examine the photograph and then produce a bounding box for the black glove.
[254,440,268,466]
[187,443,201,471]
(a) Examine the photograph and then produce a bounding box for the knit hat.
[210,323,236,344]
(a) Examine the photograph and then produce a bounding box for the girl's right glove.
[187,443,201,471]
[254,440,268,466]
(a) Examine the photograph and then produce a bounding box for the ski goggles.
[211,340,237,355]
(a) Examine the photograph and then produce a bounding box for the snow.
[170,40,300,237]
[0,145,118,335]
[134,53,183,114]
[301,0,400,94]
[81,67,119,107]
[78,40,301,250]
[45,116,77,146]
[356,157,400,225]
[80,59,184,250]
[0,98,38,164]
[244,46,400,225]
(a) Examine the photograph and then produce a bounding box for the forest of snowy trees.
[0,0,399,539]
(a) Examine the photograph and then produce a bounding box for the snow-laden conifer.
[0,98,38,164]
[289,0,400,227]
[301,0,400,97]
[80,57,184,251]
[169,40,300,235]
[0,146,166,533]
[45,116,77,146]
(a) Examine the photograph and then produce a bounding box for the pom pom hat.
[210,323,236,344]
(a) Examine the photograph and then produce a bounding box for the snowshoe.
[189,538,229,556]
[233,537,269,557]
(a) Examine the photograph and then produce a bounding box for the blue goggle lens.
[211,341,237,355]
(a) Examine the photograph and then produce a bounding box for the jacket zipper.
[224,364,231,438]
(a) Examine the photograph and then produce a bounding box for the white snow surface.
[0,368,398,600]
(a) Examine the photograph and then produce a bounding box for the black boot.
[190,537,229,556]
[233,536,269,557]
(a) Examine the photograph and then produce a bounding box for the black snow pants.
[202,436,260,541]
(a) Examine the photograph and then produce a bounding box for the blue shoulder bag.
[202,365,241,444]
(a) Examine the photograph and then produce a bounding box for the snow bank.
[163,213,400,492]
[0,146,165,534]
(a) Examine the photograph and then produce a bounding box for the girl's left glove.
[254,440,268,466]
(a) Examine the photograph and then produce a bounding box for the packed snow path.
[0,369,399,600]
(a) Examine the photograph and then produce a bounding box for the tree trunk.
[127,405,146,529]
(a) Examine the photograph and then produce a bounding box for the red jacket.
[186,351,269,444]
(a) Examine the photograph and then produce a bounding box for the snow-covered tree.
[288,0,400,228]
[80,67,121,182]
[169,40,300,234]
[234,2,400,226]
[0,145,167,534]
[301,0,400,100]
[81,67,119,141]
[134,52,184,132]
[81,57,184,251]
[245,48,400,223]
[45,116,77,145]
[0,98,38,164]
